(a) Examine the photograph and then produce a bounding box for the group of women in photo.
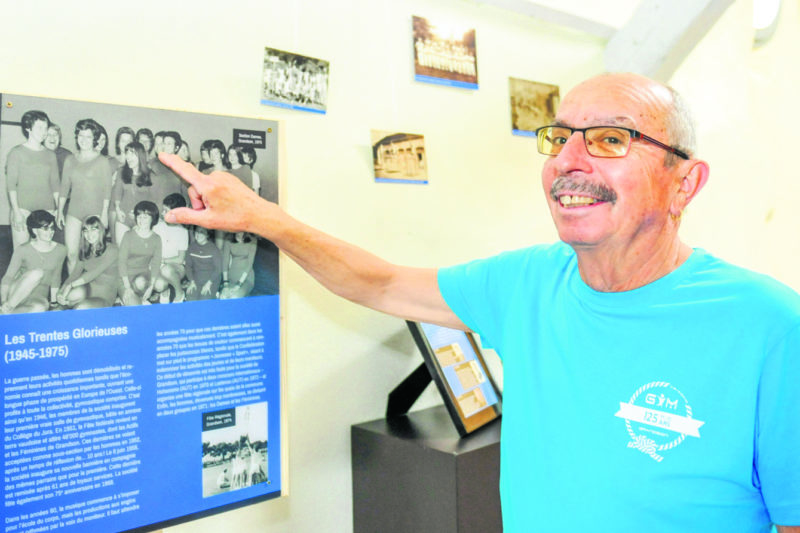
[1,109,261,314]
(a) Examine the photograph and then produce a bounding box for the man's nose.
[552,131,592,173]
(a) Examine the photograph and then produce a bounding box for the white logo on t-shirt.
[614,381,704,462]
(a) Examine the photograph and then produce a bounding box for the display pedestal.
[351,405,501,533]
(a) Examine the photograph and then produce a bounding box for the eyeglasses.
[535,125,689,160]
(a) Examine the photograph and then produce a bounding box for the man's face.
[541,75,682,253]
[163,136,177,155]
[27,119,49,145]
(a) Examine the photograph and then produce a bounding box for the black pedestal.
[351,405,501,533]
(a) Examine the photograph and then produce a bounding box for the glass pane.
[538,126,571,155]
[585,127,630,157]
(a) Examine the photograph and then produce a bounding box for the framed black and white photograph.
[413,15,478,90]
[261,47,329,114]
[371,129,428,185]
[0,92,279,314]
[509,77,560,137]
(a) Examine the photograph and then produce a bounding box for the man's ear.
[672,159,709,215]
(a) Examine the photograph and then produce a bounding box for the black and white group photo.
[261,47,329,114]
[202,402,269,498]
[0,93,280,315]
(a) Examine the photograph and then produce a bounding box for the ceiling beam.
[474,0,616,39]
[474,0,734,82]
[604,0,735,81]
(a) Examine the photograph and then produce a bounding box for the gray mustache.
[549,176,618,204]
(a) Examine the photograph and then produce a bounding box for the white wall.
[672,0,800,287]
[1,1,798,532]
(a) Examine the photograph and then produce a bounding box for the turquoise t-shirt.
[438,243,800,532]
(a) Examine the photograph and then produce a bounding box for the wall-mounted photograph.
[509,77,560,137]
[261,47,329,114]
[0,93,279,314]
[371,130,428,185]
[412,15,478,90]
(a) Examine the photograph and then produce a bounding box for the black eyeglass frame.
[534,125,690,160]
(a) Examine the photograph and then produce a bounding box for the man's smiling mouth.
[550,176,618,208]
[558,195,601,208]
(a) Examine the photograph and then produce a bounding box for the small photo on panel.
[202,402,269,498]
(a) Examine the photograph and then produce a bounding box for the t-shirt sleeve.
[437,246,545,352]
[438,260,493,337]
[756,322,800,524]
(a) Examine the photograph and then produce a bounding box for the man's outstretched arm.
[159,153,467,330]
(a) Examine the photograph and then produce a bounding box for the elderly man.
[160,72,800,532]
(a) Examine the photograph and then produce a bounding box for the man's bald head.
[563,73,696,166]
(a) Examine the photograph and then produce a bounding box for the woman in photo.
[184,226,222,301]
[43,123,74,182]
[202,139,232,248]
[117,200,162,306]
[178,140,192,163]
[201,139,228,174]
[227,143,259,193]
[136,128,155,160]
[95,122,110,158]
[0,211,66,314]
[5,110,60,248]
[152,193,189,303]
[57,216,118,309]
[107,126,136,241]
[197,140,213,172]
[110,126,136,178]
[57,119,112,273]
[112,141,156,244]
[220,231,257,299]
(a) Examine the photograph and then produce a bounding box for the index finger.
[159,152,205,188]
